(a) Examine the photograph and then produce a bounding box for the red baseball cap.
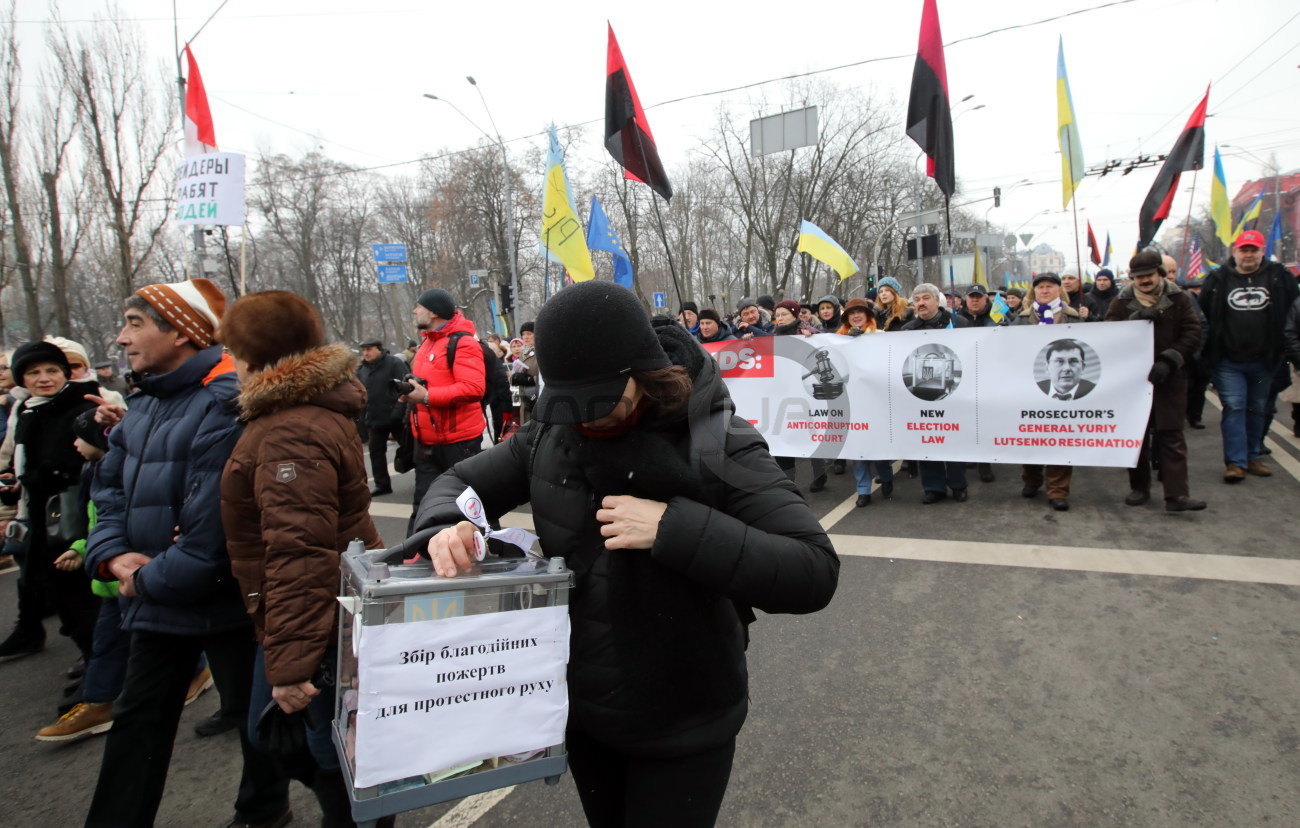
[1234,230,1265,249]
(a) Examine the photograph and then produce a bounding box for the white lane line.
[427,785,516,828]
[819,494,859,533]
[1205,394,1300,483]
[830,533,1300,586]
[820,460,904,532]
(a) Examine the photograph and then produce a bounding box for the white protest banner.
[705,321,1152,467]
[175,152,245,226]
[353,604,569,788]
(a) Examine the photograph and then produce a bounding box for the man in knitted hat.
[85,278,291,828]
[734,297,773,339]
[403,288,486,533]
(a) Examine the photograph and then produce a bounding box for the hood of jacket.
[236,343,363,422]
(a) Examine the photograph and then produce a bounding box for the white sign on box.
[353,605,570,788]
[175,152,246,226]
[703,320,1153,467]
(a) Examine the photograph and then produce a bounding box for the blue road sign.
[377,264,409,284]
[652,291,667,308]
[372,243,408,262]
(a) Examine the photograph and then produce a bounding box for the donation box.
[335,541,573,824]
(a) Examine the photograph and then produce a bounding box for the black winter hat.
[73,409,110,453]
[417,288,456,319]
[532,282,671,424]
[756,294,775,312]
[678,301,699,315]
[11,341,70,387]
[697,308,721,323]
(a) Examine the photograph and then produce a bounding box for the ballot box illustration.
[335,540,572,825]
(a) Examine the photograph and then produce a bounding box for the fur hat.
[135,278,226,349]
[217,290,325,371]
[697,308,721,323]
[11,340,70,386]
[756,294,776,312]
[417,288,456,319]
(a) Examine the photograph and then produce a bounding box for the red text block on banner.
[703,338,775,378]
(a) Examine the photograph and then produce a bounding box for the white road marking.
[829,533,1300,586]
[427,786,516,828]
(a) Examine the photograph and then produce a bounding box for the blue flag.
[586,195,634,289]
[1266,212,1283,260]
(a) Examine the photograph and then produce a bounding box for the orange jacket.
[409,311,486,445]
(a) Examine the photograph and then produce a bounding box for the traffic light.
[993,186,1002,207]
[500,283,514,314]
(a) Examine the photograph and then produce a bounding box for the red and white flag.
[183,45,218,156]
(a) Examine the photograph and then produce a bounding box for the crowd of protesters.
[0,226,1294,826]
[679,230,1298,513]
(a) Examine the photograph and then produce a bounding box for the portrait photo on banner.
[1033,338,1101,401]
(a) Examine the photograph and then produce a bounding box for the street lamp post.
[423,82,520,334]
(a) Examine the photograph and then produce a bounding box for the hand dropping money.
[454,486,543,560]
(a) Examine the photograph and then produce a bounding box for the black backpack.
[444,333,508,400]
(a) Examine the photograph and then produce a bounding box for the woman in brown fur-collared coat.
[217,290,386,828]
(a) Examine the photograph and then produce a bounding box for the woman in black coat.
[0,341,99,664]
[414,282,838,827]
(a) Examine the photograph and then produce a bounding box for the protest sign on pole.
[175,152,246,226]
[704,321,1152,467]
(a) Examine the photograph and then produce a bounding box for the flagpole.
[239,225,246,296]
[631,137,685,311]
[944,195,954,289]
[1179,169,1200,278]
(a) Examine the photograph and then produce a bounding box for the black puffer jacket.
[412,322,838,758]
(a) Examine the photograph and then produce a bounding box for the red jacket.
[409,311,486,445]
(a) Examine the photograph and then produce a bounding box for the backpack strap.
[444,331,469,369]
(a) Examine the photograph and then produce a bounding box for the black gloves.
[1132,306,1161,322]
[1148,361,1171,385]
[847,327,864,337]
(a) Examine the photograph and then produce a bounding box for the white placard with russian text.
[175,152,246,226]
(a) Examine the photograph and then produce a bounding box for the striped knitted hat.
[134,278,227,348]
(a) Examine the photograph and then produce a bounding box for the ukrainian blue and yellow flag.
[1057,38,1085,209]
[541,124,595,282]
[1232,187,1266,239]
[990,293,1011,324]
[797,219,858,281]
[1211,146,1233,247]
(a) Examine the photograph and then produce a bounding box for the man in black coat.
[1104,251,1205,511]
[356,338,409,495]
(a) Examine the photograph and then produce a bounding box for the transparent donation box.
[335,540,573,824]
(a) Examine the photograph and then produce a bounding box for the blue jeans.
[248,645,339,771]
[1210,358,1275,467]
[853,460,893,494]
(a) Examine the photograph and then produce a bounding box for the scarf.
[1033,299,1063,324]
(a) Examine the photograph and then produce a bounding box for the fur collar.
[236,343,361,421]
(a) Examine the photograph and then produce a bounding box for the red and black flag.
[605,24,672,201]
[906,0,954,198]
[1138,87,1209,247]
[1087,220,1101,265]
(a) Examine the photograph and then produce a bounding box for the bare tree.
[0,5,41,337]
[50,10,174,299]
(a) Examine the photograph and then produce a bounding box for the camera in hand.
[393,375,426,396]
